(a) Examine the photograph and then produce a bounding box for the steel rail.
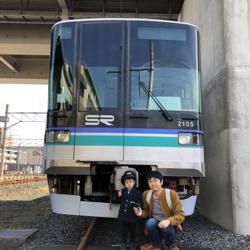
[77,218,97,250]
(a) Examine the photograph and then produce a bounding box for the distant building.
[1,146,43,173]
[11,146,44,173]
[0,148,18,170]
[17,146,43,166]
[5,149,18,164]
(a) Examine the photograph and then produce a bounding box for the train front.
[44,19,204,217]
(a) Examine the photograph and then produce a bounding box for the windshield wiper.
[138,80,172,121]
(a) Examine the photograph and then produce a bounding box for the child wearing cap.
[118,170,142,250]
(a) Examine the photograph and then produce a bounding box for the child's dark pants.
[120,221,137,244]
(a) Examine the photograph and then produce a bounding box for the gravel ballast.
[88,216,250,250]
[1,181,250,249]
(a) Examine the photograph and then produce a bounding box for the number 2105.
[177,120,194,127]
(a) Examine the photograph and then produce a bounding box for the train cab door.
[74,21,125,162]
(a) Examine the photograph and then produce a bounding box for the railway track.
[76,218,123,250]
[77,218,97,250]
[77,218,151,250]
[0,174,47,186]
[76,218,214,250]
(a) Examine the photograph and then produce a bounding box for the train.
[44,18,204,217]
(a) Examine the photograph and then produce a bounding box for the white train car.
[44,18,204,217]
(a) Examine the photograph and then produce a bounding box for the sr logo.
[85,115,115,126]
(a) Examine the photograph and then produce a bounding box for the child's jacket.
[118,187,142,223]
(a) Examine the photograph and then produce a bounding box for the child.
[118,170,142,250]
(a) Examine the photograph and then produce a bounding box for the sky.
[0,84,48,144]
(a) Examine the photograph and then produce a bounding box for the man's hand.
[158,219,171,229]
[133,207,142,216]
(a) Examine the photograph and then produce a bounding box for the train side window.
[49,25,75,111]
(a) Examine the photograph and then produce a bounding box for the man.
[134,171,185,250]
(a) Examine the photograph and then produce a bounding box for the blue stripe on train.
[47,127,203,134]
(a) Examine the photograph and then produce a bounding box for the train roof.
[52,18,199,31]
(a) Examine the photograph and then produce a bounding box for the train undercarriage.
[47,164,200,214]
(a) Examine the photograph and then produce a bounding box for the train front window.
[78,22,123,111]
[49,24,75,111]
[129,22,201,113]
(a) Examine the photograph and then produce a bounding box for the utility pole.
[0,104,9,177]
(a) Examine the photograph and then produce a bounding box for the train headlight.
[55,131,71,143]
[45,130,71,143]
[178,133,202,145]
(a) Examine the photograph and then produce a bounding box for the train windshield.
[48,21,200,114]
[78,22,123,111]
[129,22,201,113]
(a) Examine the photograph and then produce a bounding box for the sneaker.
[121,244,127,250]
[140,243,161,250]
[168,246,180,250]
[160,247,168,250]
[140,243,153,250]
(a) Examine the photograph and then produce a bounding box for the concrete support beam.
[0,78,47,84]
[0,56,18,73]
[0,10,59,19]
[57,0,69,20]
[0,43,50,56]
[0,58,49,84]
[0,23,51,56]
[71,12,178,20]
[0,0,182,86]
[0,11,178,22]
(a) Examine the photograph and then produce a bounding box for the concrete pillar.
[224,0,250,235]
[180,0,250,235]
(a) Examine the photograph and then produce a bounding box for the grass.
[0,196,51,230]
